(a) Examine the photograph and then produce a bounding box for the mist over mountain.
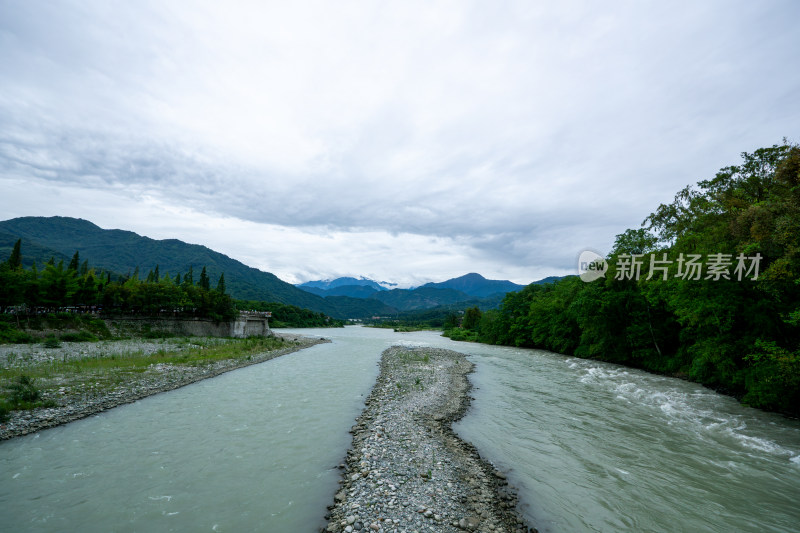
[298,277,393,291]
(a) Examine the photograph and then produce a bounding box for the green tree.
[68,251,80,272]
[183,266,194,287]
[0,240,25,309]
[462,306,482,330]
[199,266,210,291]
[8,239,22,269]
[611,228,659,256]
[481,142,800,416]
[443,312,460,329]
[39,260,78,308]
[25,261,41,308]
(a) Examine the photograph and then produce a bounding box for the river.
[2,326,799,532]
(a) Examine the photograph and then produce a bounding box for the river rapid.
[2,326,799,532]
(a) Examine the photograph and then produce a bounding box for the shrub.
[60,331,99,342]
[8,375,40,403]
[42,336,61,348]
[0,323,35,344]
[443,328,480,342]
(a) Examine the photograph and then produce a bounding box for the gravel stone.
[322,346,537,533]
[0,334,328,440]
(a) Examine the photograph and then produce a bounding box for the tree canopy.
[477,142,800,416]
[0,246,237,322]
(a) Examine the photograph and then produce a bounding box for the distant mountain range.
[296,272,560,312]
[0,216,563,318]
[297,276,395,298]
[419,272,525,298]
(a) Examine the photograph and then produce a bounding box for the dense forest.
[0,246,237,321]
[0,242,345,334]
[470,143,800,416]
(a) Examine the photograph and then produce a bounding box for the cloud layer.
[1,1,798,285]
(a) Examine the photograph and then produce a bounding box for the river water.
[2,327,799,532]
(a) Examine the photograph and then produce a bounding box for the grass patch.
[396,350,431,364]
[0,336,288,416]
[0,375,57,419]
[59,331,100,342]
[0,314,114,345]
[0,322,35,344]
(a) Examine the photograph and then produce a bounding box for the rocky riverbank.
[0,333,328,441]
[324,346,536,533]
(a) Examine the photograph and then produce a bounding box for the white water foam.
[570,359,800,463]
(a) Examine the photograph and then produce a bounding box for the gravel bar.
[0,333,329,441]
[324,346,537,533]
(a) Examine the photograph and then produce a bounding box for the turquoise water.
[2,326,799,532]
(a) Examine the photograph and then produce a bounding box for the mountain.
[0,230,72,269]
[324,285,381,298]
[297,272,535,311]
[322,295,397,318]
[298,276,392,292]
[297,276,396,299]
[420,273,525,298]
[368,287,476,311]
[296,284,381,299]
[0,217,562,319]
[0,216,393,320]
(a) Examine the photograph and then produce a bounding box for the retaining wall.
[104,315,270,338]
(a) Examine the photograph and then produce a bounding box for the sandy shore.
[324,346,537,533]
[0,333,329,441]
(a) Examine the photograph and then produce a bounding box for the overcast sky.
[1,1,798,286]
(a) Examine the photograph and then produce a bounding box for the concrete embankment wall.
[105,316,270,338]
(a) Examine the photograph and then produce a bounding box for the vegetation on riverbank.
[0,336,286,422]
[366,323,440,332]
[0,246,237,321]
[461,143,800,416]
[0,242,344,339]
[442,306,483,342]
[0,313,114,344]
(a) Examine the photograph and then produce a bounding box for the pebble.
[1,335,326,441]
[323,346,536,533]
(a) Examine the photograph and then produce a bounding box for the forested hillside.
[0,246,237,323]
[0,217,394,319]
[476,143,800,416]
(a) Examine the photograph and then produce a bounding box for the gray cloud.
[1,0,799,282]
